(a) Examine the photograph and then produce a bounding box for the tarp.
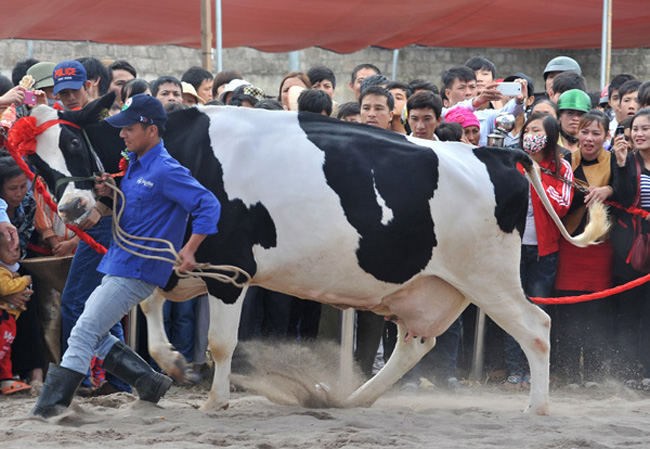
[1,0,647,53]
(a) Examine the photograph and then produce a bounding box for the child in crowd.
[0,233,33,395]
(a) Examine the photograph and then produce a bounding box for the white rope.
[104,177,251,289]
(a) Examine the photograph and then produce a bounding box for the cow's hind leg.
[140,290,187,382]
[200,291,245,411]
[343,322,435,407]
[473,287,551,415]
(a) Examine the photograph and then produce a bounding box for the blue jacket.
[98,140,221,287]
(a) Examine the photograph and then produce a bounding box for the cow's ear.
[59,92,116,127]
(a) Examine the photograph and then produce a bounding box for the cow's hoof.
[524,404,549,415]
[199,401,229,411]
[166,354,187,384]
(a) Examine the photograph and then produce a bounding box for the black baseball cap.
[105,94,167,129]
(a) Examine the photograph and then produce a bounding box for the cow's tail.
[517,152,610,247]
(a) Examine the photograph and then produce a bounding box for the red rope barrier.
[530,272,650,304]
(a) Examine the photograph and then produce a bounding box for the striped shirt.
[640,173,650,209]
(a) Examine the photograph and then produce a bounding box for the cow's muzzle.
[58,197,90,225]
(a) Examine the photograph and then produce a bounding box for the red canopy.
[1,0,647,53]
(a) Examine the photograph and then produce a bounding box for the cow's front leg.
[343,322,435,408]
[140,290,187,382]
[200,291,245,411]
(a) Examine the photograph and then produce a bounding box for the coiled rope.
[103,176,251,289]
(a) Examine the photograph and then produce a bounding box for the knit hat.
[444,107,480,129]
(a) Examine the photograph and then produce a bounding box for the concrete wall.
[2,38,649,104]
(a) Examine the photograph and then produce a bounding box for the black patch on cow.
[472,146,529,237]
[297,112,439,284]
[162,107,277,303]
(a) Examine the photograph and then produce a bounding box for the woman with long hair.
[504,113,573,389]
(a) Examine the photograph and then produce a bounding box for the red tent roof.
[1,0,647,53]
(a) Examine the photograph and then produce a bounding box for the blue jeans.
[504,246,557,376]
[163,297,197,363]
[61,275,156,376]
[60,217,131,391]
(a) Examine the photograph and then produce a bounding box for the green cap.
[558,89,591,113]
[543,56,582,78]
[26,62,56,90]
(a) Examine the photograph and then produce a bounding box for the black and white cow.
[19,94,607,415]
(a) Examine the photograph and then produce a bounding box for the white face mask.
[522,134,547,154]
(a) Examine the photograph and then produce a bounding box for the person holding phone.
[441,66,528,146]
[609,108,650,386]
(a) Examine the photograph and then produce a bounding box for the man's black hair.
[406,91,443,120]
[386,81,412,98]
[442,66,476,92]
[359,86,394,111]
[435,122,463,142]
[638,81,650,108]
[297,89,333,116]
[151,76,182,97]
[108,60,137,81]
[618,79,642,103]
[359,74,390,97]
[307,66,336,89]
[551,71,587,96]
[408,78,439,95]
[77,57,111,96]
[465,56,497,78]
[337,101,360,119]
[254,99,284,111]
[121,78,151,102]
[350,63,380,84]
[0,75,13,96]
[11,58,40,86]
[609,74,636,95]
[181,66,214,91]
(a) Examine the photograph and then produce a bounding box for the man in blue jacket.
[32,94,221,418]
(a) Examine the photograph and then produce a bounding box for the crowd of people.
[0,52,649,406]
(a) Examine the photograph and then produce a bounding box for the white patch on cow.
[204,107,389,302]
[31,106,71,180]
[30,106,97,217]
[371,170,393,226]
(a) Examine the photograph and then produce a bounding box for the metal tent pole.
[600,0,612,89]
[215,0,223,72]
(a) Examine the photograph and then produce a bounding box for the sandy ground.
[2,379,650,448]
[2,342,649,448]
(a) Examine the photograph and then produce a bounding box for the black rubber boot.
[30,364,85,418]
[103,341,172,403]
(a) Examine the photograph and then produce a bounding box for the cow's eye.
[70,138,80,147]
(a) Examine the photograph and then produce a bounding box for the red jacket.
[517,156,573,256]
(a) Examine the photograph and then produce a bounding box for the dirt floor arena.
[2,340,650,449]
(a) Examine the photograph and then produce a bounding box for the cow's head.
[9,93,122,224]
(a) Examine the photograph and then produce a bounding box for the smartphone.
[615,125,625,137]
[23,91,37,105]
[497,82,522,96]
